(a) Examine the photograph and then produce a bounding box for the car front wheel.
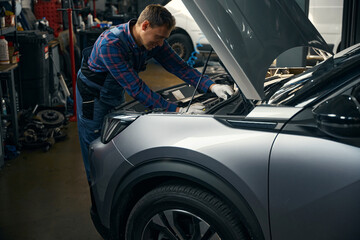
[125,183,249,240]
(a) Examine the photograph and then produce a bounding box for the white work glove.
[178,103,205,114]
[211,84,234,100]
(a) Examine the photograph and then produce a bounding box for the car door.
[269,83,360,239]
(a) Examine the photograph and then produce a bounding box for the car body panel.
[89,139,134,226]
[91,110,299,238]
[118,114,275,239]
[270,109,360,239]
[182,0,330,100]
[246,106,302,120]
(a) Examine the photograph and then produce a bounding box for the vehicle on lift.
[88,0,360,239]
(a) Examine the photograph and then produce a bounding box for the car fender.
[106,114,279,239]
[109,156,266,240]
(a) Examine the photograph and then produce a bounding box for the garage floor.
[0,62,183,240]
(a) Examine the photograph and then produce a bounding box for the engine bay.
[118,65,241,114]
[117,64,307,115]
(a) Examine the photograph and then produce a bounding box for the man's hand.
[177,103,205,114]
[210,84,234,100]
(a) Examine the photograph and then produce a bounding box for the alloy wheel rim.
[141,209,221,240]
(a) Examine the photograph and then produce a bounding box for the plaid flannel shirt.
[87,20,214,111]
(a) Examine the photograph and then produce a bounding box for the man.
[76,4,234,180]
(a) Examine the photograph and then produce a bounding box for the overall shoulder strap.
[81,46,94,68]
[110,27,134,66]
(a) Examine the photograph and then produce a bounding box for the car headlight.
[101,112,140,144]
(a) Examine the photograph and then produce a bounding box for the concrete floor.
[0,62,183,240]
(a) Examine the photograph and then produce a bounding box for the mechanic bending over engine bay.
[76,4,234,180]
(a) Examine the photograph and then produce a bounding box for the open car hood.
[182,0,331,100]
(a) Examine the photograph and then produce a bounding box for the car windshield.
[263,44,360,107]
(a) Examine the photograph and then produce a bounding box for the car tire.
[167,33,193,61]
[125,183,249,239]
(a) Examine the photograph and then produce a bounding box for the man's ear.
[141,20,150,31]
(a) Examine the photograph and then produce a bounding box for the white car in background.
[165,0,211,61]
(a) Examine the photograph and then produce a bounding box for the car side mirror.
[312,95,360,138]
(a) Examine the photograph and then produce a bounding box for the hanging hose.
[186,36,205,67]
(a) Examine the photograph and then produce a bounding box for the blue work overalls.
[77,26,151,180]
[76,45,125,181]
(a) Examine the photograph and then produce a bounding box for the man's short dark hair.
[137,4,176,30]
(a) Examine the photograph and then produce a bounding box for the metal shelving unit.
[0,0,18,167]
[0,26,16,36]
[0,63,19,168]
[0,64,19,138]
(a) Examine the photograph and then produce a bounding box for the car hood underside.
[182,0,330,100]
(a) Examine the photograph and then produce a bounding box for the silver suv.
[88,0,360,239]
